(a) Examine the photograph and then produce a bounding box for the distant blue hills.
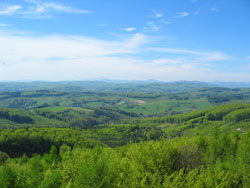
[0,80,250,92]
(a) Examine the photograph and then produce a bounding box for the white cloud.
[155,13,163,18]
[0,32,147,63]
[149,47,203,55]
[123,27,136,32]
[0,23,8,27]
[0,31,241,82]
[0,1,91,18]
[124,33,148,48]
[148,47,230,62]
[149,11,164,19]
[0,55,248,82]
[145,21,161,32]
[34,2,91,14]
[0,5,21,15]
[152,58,185,65]
[201,52,230,62]
[175,12,190,18]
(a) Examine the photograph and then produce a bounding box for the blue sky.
[0,0,249,81]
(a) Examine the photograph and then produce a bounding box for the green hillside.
[0,103,250,187]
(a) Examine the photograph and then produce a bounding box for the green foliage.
[0,131,248,187]
[0,108,33,124]
[237,132,250,187]
[224,108,250,122]
[0,151,9,164]
[204,104,250,121]
[163,166,242,188]
[0,165,17,188]
[39,169,62,188]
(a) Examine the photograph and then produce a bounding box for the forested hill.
[1,81,250,92]
[0,103,250,132]
[0,103,250,187]
[136,103,250,136]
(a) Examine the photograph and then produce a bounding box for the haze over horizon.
[0,0,249,81]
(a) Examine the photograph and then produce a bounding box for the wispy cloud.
[148,47,230,62]
[122,27,136,32]
[0,1,91,18]
[175,12,190,18]
[0,32,147,63]
[0,31,244,82]
[0,5,21,15]
[0,23,8,27]
[0,32,152,81]
[149,11,164,18]
[144,21,161,32]
[154,12,164,18]
[30,1,91,14]
[152,58,185,65]
[201,52,230,62]
[0,55,246,82]
[125,33,148,48]
[149,47,203,55]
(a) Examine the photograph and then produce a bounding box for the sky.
[0,0,250,82]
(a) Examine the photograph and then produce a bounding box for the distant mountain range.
[0,80,250,92]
